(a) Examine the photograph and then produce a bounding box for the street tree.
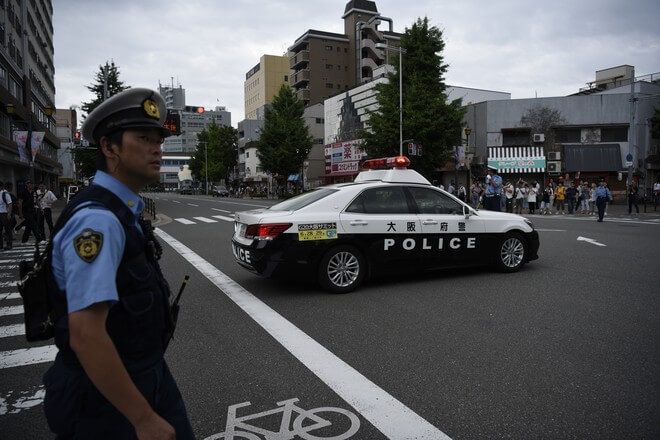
[188,121,238,187]
[76,61,129,177]
[519,106,567,147]
[362,17,465,177]
[256,84,313,183]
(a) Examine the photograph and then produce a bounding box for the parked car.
[212,185,229,197]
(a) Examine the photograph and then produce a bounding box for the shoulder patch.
[74,229,104,263]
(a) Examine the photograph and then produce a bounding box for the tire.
[318,245,366,294]
[495,232,527,273]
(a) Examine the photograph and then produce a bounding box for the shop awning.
[287,174,301,182]
[487,147,546,173]
[563,144,623,172]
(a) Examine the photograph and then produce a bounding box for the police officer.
[484,166,502,211]
[43,88,194,439]
[594,178,612,222]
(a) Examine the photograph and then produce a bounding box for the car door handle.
[349,220,369,226]
[422,219,438,225]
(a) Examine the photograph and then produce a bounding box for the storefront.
[487,146,546,185]
[323,140,366,184]
[563,144,627,198]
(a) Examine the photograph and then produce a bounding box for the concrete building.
[54,108,76,192]
[237,118,264,185]
[0,0,60,190]
[244,55,290,119]
[463,66,660,197]
[289,0,401,107]
[302,103,326,188]
[158,82,186,110]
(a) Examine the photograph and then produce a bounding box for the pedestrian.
[541,184,553,215]
[595,179,612,222]
[42,88,194,439]
[470,181,482,209]
[448,181,456,196]
[457,183,467,202]
[654,178,660,209]
[579,183,590,215]
[504,181,514,213]
[484,166,502,211]
[527,182,537,214]
[38,183,57,238]
[627,182,640,215]
[0,181,13,250]
[589,183,597,215]
[4,182,17,234]
[555,182,566,214]
[17,180,44,244]
[514,181,526,214]
[565,182,577,215]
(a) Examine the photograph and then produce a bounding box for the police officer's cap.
[81,88,171,144]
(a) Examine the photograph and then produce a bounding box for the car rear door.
[339,185,422,275]
[406,186,486,269]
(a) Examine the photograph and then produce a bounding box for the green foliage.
[362,17,465,177]
[189,121,238,184]
[75,61,129,177]
[520,106,566,146]
[256,84,313,180]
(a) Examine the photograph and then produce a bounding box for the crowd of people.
[0,180,58,250]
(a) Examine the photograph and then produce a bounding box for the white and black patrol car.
[232,156,539,293]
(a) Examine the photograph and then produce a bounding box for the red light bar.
[362,156,410,170]
[245,223,292,240]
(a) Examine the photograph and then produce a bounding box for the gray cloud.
[55,0,660,124]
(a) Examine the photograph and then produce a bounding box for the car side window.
[346,186,411,214]
[408,187,463,215]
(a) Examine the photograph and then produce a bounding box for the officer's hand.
[135,411,176,440]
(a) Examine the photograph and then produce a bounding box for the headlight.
[524,219,534,229]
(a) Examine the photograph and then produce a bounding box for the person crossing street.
[595,179,612,222]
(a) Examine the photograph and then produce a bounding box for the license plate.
[232,243,252,265]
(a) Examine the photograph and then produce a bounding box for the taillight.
[244,223,292,240]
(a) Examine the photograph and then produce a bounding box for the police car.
[232,156,539,293]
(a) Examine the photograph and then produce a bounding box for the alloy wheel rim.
[327,252,360,287]
[501,238,524,268]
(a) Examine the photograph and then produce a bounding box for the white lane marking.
[172,200,181,204]
[193,217,217,223]
[535,228,566,232]
[155,228,450,440]
[0,292,20,301]
[187,203,199,207]
[174,218,196,225]
[0,281,18,288]
[0,265,18,270]
[171,195,270,208]
[212,208,232,213]
[0,306,23,316]
[211,215,235,222]
[0,346,57,369]
[0,386,45,415]
[577,236,606,247]
[0,324,24,338]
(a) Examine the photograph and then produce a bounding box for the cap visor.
[119,120,172,138]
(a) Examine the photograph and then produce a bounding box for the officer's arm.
[69,303,157,427]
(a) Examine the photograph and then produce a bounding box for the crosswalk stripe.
[187,203,199,207]
[211,208,232,213]
[212,215,235,222]
[0,305,23,316]
[172,200,181,204]
[0,324,24,338]
[0,345,57,369]
[192,217,217,223]
[0,281,18,288]
[174,218,196,225]
[0,292,20,301]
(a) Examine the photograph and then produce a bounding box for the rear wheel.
[318,245,366,294]
[495,233,527,272]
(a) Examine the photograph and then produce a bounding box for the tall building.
[0,0,60,189]
[244,55,290,119]
[289,0,401,107]
[159,81,186,110]
[54,108,76,192]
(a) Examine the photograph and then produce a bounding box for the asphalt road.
[1,193,658,439]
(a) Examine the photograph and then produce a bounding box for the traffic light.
[164,111,181,136]
[185,106,205,113]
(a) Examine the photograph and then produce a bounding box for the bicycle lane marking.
[155,228,451,440]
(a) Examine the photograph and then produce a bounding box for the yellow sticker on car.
[298,223,338,241]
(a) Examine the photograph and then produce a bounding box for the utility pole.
[627,67,635,187]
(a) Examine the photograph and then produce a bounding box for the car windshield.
[269,188,338,211]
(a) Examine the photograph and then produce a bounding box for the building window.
[326,64,333,69]
[246,151,250,158]
[315,118,324,124]
[326,83,333,89]
[315,138,324,144]
[337,47,340,52]
[502,130,530,146]
[554,128,581,143]
[284,75,288,81]
[337,65,341,70]
[601,126,628,142]
[325,45,332,51]
[344,48,348,53]
[0,112,9,139]
[337,84,341,89]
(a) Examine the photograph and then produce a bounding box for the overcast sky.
[54,0,660,126]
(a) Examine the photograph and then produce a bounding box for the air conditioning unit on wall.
[533,133,545,143]
[547,151,561,161]
[547,161,562,173]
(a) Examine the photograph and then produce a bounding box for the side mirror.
[463,205,472,219]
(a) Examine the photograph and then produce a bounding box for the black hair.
[95,130,124,172]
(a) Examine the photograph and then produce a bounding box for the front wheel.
[318,245,366,294]
[495,233,527,272]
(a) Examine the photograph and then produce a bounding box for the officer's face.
[119,129,163,183]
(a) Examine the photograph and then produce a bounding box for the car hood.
[473,210,528,222]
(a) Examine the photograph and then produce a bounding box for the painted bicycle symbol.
[204,398,360,440]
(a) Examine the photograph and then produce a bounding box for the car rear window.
[269,188,338,211]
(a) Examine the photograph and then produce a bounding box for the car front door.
[339,185,422,276]
[406,186,486,269]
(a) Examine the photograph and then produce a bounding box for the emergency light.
[361,156,410,170]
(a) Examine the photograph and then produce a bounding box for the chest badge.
[74,229,104,263]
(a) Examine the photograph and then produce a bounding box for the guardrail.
[141,196,156,219]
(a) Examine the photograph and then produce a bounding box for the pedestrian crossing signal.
[164,111,181,136]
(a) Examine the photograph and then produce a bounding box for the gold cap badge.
[143,99,160,119]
